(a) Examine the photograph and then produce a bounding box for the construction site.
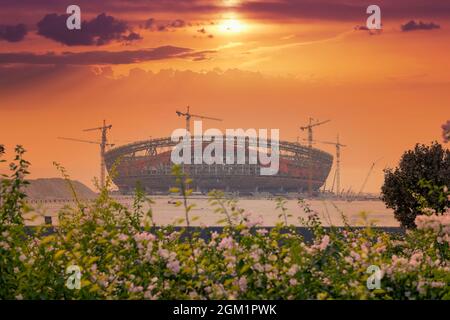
[59,107,380,199]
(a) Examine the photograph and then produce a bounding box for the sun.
[219,18,245,33]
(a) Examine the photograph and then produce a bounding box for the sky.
[0,0,449,193]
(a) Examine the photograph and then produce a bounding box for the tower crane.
[176,106,223,133]
[300,118,330,196]
[358,157,382,196]
[58,120,113,188]
[300,118,331,148]
[305,134,346,196]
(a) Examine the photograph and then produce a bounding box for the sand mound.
[24,178,96,200]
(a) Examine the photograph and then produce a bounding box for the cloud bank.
[37,13,141,46]
[0,46,214,65]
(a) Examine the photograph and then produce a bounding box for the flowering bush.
[0,147,449,300]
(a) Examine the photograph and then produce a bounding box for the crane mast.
[59,120,113,188]
[358,158,382,196]
[300,118,330,196]
[176,106,222,134]
[305,134,346,196]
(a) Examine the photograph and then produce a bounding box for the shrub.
[0,147,449,300]
[443,120,450,143]
[381,142,450,229]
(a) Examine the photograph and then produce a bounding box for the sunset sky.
[1,0,449,193]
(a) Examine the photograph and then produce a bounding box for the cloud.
[354,25,370,31]
[144,18,156,29]
[144,18,188,32]
[401,20,440,32]
[1,1,450,22]
[170,19,187,28]
[122,32,143,42]
[37,13,141,46]
[0,46,214,65]
[353,25,382,35]
[0,24,27,42]
[239,0,450,21]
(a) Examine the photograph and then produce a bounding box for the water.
[24,196,398,227]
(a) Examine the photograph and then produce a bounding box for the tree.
[443,120,450,143]
[381,142,450,229]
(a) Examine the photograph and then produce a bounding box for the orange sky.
[1,0,449,193]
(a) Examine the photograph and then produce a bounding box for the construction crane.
[358,158,382,196]
[306,134,346,196]
[300,117,331,196]
[176,106,223,133]
[58,120,113,188]
[300,118,331,148]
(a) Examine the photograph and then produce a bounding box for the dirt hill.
[24,178,96,199]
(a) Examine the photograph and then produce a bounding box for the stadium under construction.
[104,136,333,195]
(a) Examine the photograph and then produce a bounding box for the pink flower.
[287,265,299,277]
[218,236,234,250]
[245,215,264,228]
[129,285,144,293]
[289,278,298,286]
[256,229,268,235]
[430,281,445,288]
[167,259,180,274]
[350,251,361,261]
[238,276,248,292]
[134,232,156,243]
[211,231,219,240]
[318,235,330,251]
[158,248,170,259]
[375,245,386,254]
[415,213,450,233]
[253,263,264,272]
[409,252,423,267]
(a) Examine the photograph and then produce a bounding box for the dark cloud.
[353,24,383,36]
[195,27,213,39]
[401,20,440,32]
[0,24,27,42]
[122,32,143,42]
[144,18,188,32]
[354,25,370,31]
[1,1,450,23]
[144,18,156,29]
[240,0,450,21]
[170,19,186,28]
[37,13,141,46]
[0,46,214,65]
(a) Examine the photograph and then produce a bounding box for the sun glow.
[219,18,245,33]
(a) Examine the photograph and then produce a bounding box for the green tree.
[381,142,450,229]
